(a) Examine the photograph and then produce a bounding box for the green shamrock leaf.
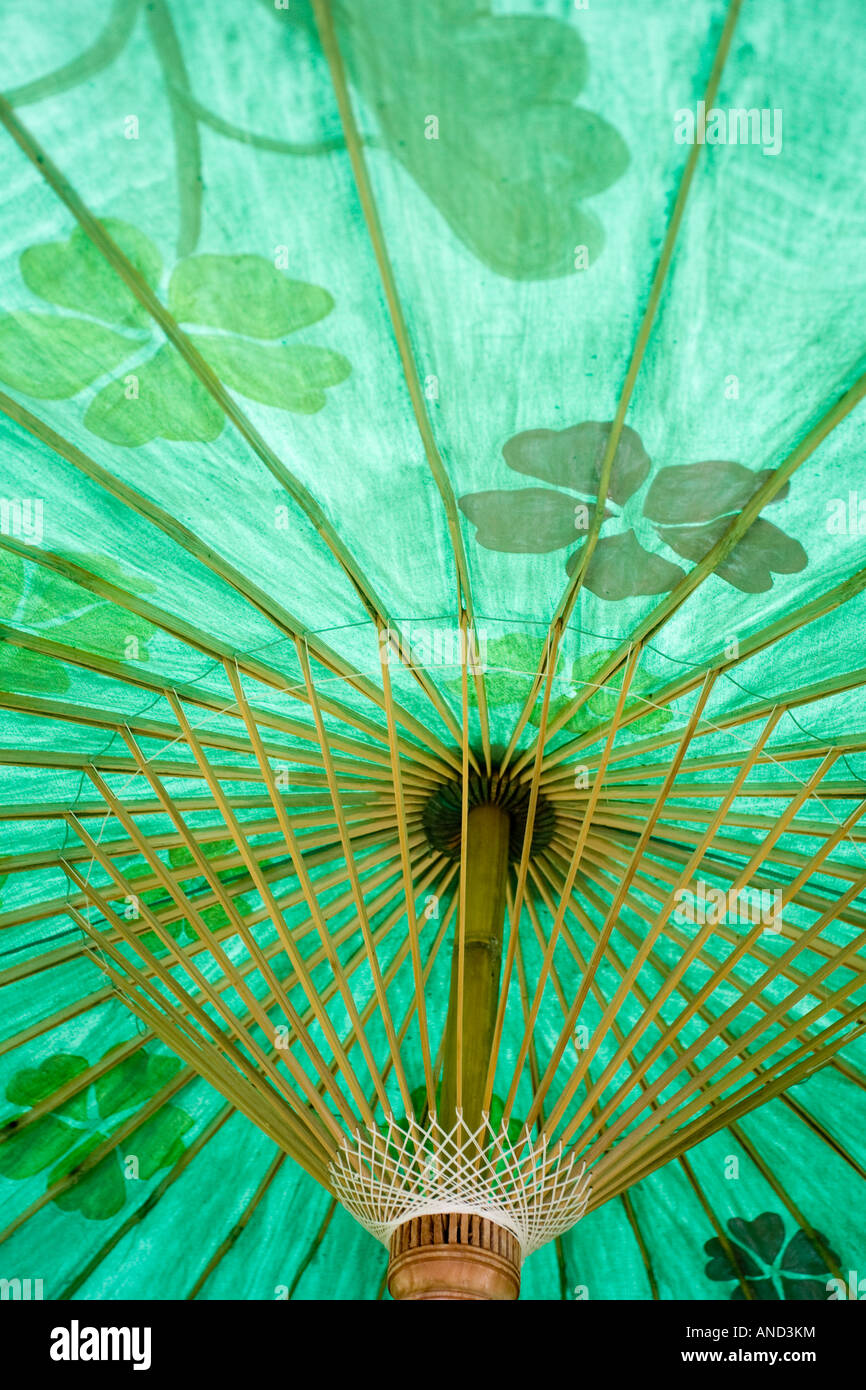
[642,460,788,524]
[194,336,350,414]
[0,1045,193,1220]
[565,529,685,600]
[334,0,628,278]
[0,220,350,445]
[0,549,156,696]
[502,422,650,505]
[655,516,807,594]
[84,344,225,445]
[20,220,162,329]
[443,632,565,707]
[458,489,609,554]
[168,255,334,337]
[0,312,142,399]
[460,422,807,599]
[703,1212,840,1301]
[528,647,674,738]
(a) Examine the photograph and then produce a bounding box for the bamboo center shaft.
[440,801,511,1130]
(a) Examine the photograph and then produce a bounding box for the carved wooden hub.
[387,1213,521,1301]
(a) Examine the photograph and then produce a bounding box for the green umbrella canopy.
[0,0,865,1301]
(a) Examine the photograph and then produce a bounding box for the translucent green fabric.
[0,0,864,1300]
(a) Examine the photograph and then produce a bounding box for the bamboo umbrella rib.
[589,1013,866,1203]
[540,561,866,785]
[78,938,336,1183]
[780,1092,866,1180]
[0,817,414,961]
[572,848,866,1188]
[168,687,382,1127]
[502,641,648,1122]
[535,708,782,1105]
[530,844,861,1254]
[526,858,771,1297]
[57,1101,240,1301]
[455,615,472,1114]
[226,667,413,1113]
[65,833,434,1140]
[669,820,866,884]
[212,847,446,1076]
[581,823,866,945]
[579,776,866,803]
[310,0,491,774]
[75,801,388,871]
[70,906,343,1174]
[525,872,728,1299]
[506,0,743,752]
[1,834,408,995]
[185,1151,288,1301]
[84,755,331,1068]
[0,687,397,774]
[71,770,377,1118]
[332,868,457,1093]
[573,731,866,786]
[0,619,436,771]
[557,802,866,860]
[572,844,862,1024]
[0,988,114,1059]
[0,1030,153,1141]
[377,633,437,1112]
[0,1057,229,1249]
[481,621,569,1112]
[0,534,449,776]
[727,1119,846,1282]
[0,745,382,789]
[557,0,743,629]
[551,850,858,1129]
[64,855,347,1146]
[526,668,718,1130]
[575,915,866,1171]
[291,643,414,1115]
[551,754,858,1145]
[541,632,866,782]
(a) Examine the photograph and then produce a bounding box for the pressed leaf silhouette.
[0,550,156,696]
[704,1212,839,1301]
[460,421,807,599]
[333,0,628,279]
[0,221,350,445]
[0,1046,193,1220]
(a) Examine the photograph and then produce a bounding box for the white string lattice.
[329,1111,592,1257]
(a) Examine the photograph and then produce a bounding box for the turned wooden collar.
[387,1213,521,1301]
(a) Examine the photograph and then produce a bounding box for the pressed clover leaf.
[20,220,162,329]
[703,1212,839,1301]
[528,648,674,738]
[460,421,807,599]
[503,422,650,505]
[656,516,807,594]
[168,254,335,337]
[443,632,565,707]
[0,313,142,400]
[642,460,787,524]
[0,220,350,446]
[0,1045,193,1220]
[459,488,610,554]
[0,550,155,696]
[334,0,628,278]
